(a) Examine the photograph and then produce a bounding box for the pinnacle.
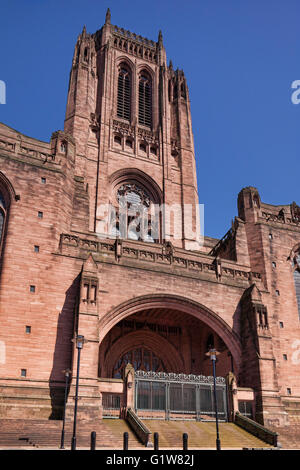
[105,8,111,24]
[158,29,163,44]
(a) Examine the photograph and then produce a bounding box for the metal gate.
[102,393,121,418]
[134,371,228,421]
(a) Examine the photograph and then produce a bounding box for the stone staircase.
[143,420,273,449]
[0,418,282,449]
[0,419,143,449]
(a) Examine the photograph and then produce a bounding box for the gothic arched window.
[206,333,214,352]
[110,182,160,243]
[0,189,10,265]
[117,65,131,121]
[0,172,17,267]
[293,253,300,319]
[113,347,165,378]
[138,72,152,127]
[0,193,6,247]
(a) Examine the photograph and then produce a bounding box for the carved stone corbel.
[214,257,222,280]
[115,238,123,261]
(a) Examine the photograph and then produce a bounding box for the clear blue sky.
[1,0,300,239]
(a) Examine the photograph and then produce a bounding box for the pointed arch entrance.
[99,294,242,374]
[99,294,240,420]
[99,294,241,420]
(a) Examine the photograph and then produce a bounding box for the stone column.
[124,363,135,410]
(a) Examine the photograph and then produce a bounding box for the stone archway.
[101,329,185,377]
[99,294,242,374]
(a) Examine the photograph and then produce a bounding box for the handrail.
[126,408,152,447]
[234,412,278,446]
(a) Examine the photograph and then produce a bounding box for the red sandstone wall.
[0,18,300,428]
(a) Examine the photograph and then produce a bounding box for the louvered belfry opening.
[139,74,152,127]
[117,66,131,121]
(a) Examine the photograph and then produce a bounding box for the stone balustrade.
[59,233,262,284]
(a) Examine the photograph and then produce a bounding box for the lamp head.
[72,334,86,349]
[205,348,220,361]
[76,335,85,349]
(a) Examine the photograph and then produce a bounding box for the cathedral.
[0,9,300,443]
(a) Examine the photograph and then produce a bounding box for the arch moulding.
[0,171,19,205]
[108,167,162,205]
[101,329,185,377]
[99,294,242,371]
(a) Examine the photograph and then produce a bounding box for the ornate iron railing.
[135,371,226,384]
[134,371,228,421]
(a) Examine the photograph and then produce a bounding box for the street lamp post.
[71,335,85,451]
[60,368,71,450]
[206,348,221,451]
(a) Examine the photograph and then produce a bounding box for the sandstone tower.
[0,11,299,440]
[64,9,201,250]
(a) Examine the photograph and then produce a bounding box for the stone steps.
[143,420,272,448]
[0,419,143,449]
[0,418,286,449]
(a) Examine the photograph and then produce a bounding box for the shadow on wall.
[237,286,263,422]
[49,274,81,419]
[232,301,242,346]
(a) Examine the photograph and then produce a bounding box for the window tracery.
[117,65,131,121]
[113,347,165,378]
[110,182,160,243]
[138,73,152,127]
[206,333,214,351]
